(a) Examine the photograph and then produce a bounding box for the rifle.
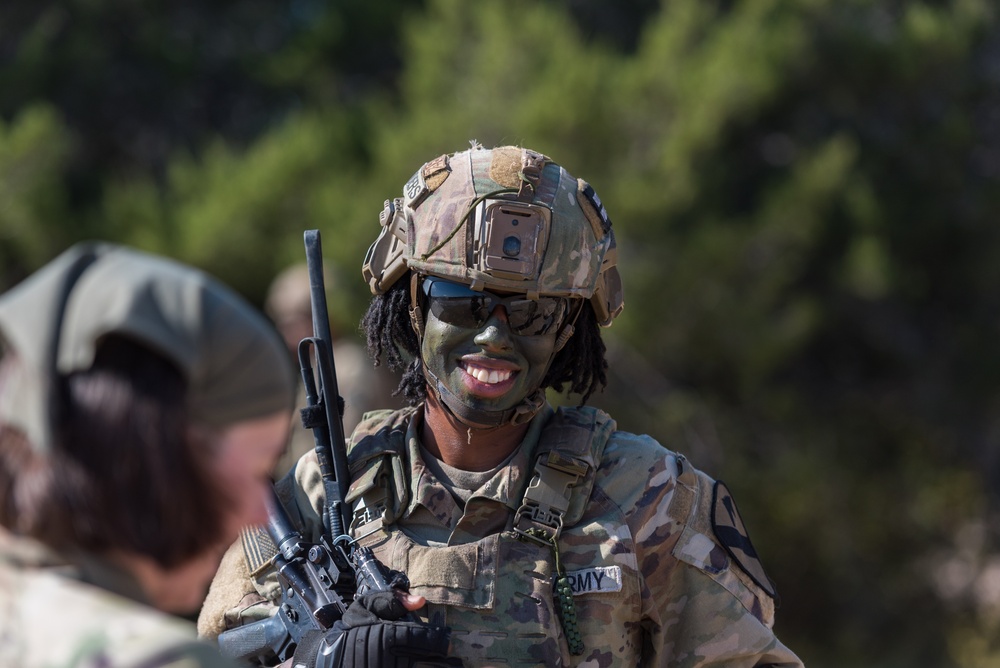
[218,230,396,665]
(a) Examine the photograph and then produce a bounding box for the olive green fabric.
[0,242,294,452]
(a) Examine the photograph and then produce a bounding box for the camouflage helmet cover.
[362,145,624,326]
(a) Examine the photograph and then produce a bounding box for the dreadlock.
[361,277,424,405]
[542,301,608,404]
[360,273,608,406]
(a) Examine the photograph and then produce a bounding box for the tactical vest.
[343,405,625,667]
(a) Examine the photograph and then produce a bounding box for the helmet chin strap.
[422,363,546,430]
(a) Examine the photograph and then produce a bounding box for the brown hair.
[0,335,229,569]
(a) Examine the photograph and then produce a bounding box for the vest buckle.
[513,458,581,544]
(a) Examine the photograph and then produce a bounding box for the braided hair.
[361,273,608,406]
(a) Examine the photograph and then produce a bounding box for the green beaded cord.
[521,527,584,655]
[555,573,584,654]
[552,535,585,655]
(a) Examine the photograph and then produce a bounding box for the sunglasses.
[420,276,570,336]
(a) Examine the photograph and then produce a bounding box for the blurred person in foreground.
[0,242,296,667]
[199,145,803,666]
[264,262,401,479]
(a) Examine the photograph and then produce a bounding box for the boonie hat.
[0,242,295,452]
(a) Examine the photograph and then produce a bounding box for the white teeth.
[466,365,512,384]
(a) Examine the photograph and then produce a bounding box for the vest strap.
[346,406,616,543]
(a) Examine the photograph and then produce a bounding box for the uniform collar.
[403,402,554,521]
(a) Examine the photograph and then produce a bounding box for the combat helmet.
[362,145,624,327]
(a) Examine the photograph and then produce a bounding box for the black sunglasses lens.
[425,279,490,328]
[426,297,482,328]
[423,278,567,335]
[507,298,568,335]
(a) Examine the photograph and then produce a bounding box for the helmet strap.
[516,149,546,202]
[553,301,584,353]
[553,324,575,353]
[409,303,425,339]
[408,273,425,337]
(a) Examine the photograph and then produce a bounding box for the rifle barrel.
[302,229,352,538]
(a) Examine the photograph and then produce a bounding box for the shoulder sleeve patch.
[712,481,777,599]
[240,525,277,579]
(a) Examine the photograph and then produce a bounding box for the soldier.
[199,145,804,666]
[0,243,296,667]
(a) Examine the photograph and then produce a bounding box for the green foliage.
[101,109,384,324]
[0,104,75,286]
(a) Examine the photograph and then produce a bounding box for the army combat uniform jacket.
[200,403,802,667]
[0,528,236,668]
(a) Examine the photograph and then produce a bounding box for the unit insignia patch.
[712,481,777,599]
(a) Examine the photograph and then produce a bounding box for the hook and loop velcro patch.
[711,481,777,599]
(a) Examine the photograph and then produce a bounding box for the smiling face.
[420,286,560,416]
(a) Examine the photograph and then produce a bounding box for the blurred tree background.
[2,0,1000,664]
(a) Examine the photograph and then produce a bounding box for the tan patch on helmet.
[489,147,524,188]
[423,154,451,191]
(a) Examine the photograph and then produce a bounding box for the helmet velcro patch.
[489,146,525,188]
[423,154,451,192]
[577,181,612,242]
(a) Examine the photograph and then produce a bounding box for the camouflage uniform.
[0,529,236,668]
[202,403,802,667]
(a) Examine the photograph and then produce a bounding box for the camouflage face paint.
[420,300,557,416]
